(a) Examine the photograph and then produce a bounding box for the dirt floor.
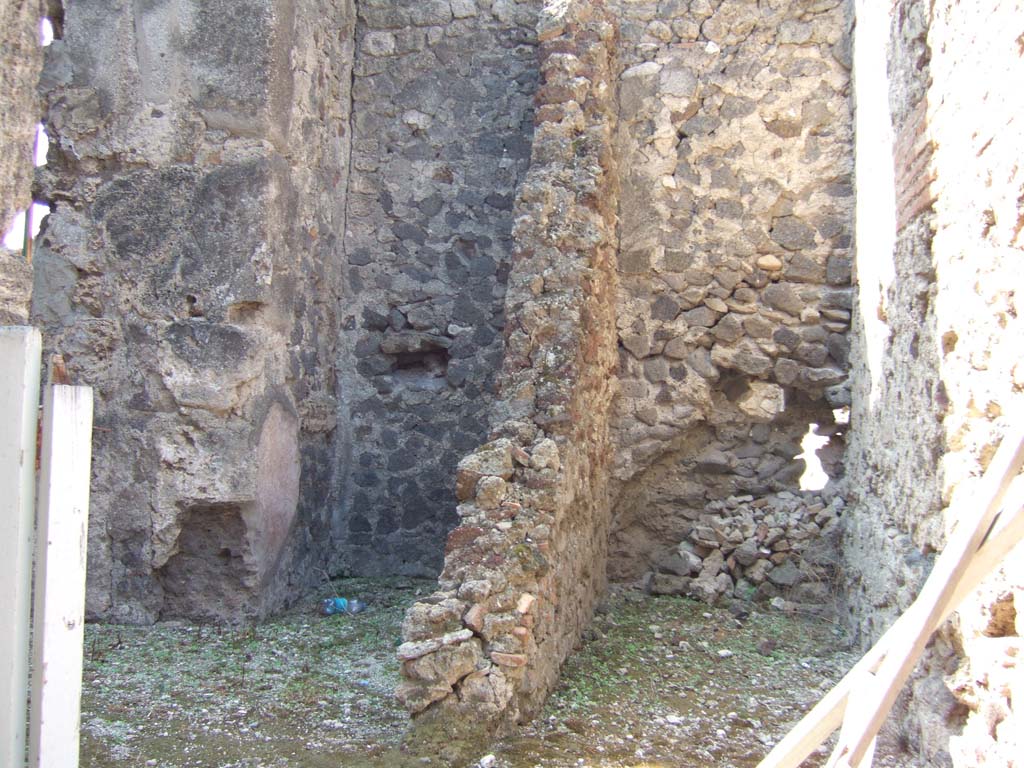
[80,578,919,768]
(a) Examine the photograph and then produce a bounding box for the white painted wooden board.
[28,384,93,768]
[0,327,42,768]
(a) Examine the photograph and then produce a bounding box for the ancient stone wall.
[842,0,1024,763]
[332,0,541,578]
[31,0,356,623]
[0,0,44,324]
[397,0,621,744]
[605,0,855,591]
[395,0,859,742]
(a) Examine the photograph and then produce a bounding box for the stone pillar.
[32,0,355,623]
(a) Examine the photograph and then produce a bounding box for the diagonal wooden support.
[757,428,1024,768]
[825,668,877,768]
[831,428,1024,767]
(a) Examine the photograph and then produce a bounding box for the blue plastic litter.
[320,597,367,616]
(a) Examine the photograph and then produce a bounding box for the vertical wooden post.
[0,327,42,768]
[28,384,93,768]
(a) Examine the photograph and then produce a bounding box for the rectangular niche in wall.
[157,501,255,624]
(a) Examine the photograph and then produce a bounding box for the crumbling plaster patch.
[0,0,44,324]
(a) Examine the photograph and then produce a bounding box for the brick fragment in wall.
[892,97,936,231]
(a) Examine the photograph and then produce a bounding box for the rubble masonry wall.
[397,0,857,739]
[605,0,855,589]
[842,0,1024,763]
[397,0,621,741]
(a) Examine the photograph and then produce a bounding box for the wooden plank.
[954,479,1024,606]
[0,327,42,768]
[833,428,1024,767]
[826,669,877,768]
[28,384,94,768]
[758,438,1024,768]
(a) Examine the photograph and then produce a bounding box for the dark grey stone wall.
[332,0,542,577]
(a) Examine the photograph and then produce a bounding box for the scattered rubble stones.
[644,491,843,610]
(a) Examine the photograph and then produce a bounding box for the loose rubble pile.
[644,490,843,610]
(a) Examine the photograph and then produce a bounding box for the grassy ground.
[80,579,874,768]
[496,587,857,767]
[80,578,418,768]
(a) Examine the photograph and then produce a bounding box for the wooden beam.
[28,384,94,768]
[955,478,1024,606]
[826,668,877,768]
[757,434,1024,768]
[0,327,42,768]
[832,428,1024,767]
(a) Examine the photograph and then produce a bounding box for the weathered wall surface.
[396,1,620,747]
[0,0,41,233]
[843,0,1024,763]
[0,248,34,325]
[605,0,855,589]
[0,0,43,324]
[32,0,356,623]
[395,0,859,744]
[332,0,541,578]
